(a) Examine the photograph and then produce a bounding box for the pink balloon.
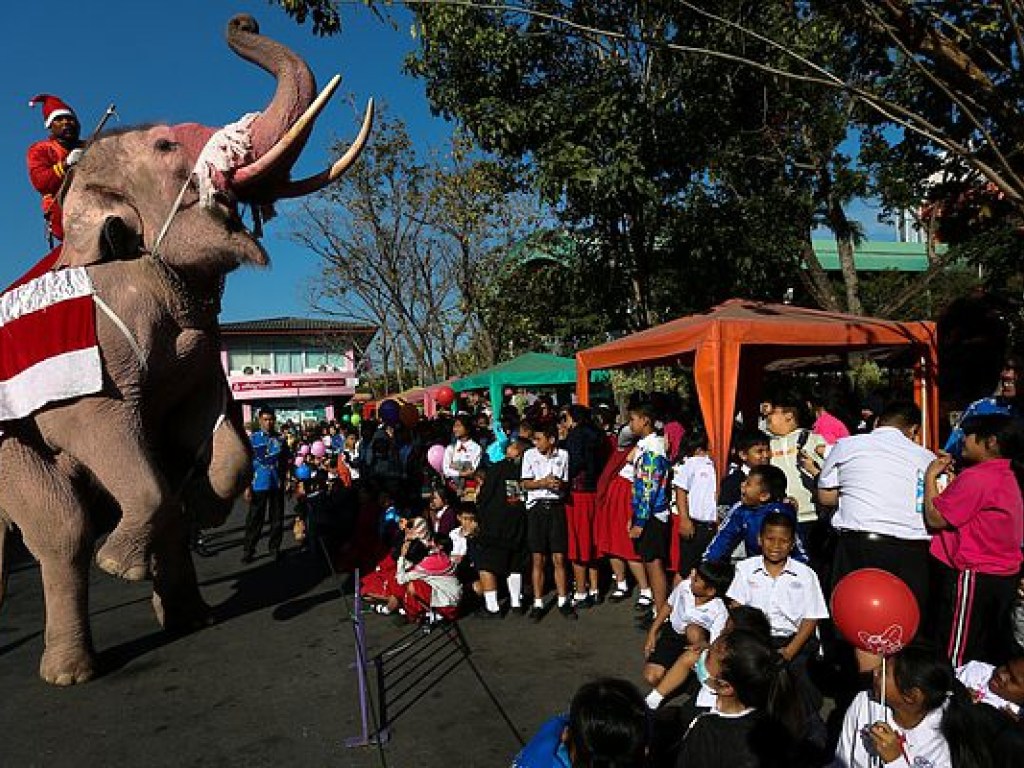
[427,444,446,473]
[298,444,310,456]
[310,440,327,458]
[294,456,305,467]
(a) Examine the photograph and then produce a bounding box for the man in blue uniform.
[242,406,287,563]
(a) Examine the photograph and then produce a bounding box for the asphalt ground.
[1,502,669,768]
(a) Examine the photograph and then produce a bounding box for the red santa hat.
[28,93,77,128]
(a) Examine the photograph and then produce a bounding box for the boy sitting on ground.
[642,560,734,710]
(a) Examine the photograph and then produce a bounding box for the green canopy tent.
[452,352,609,426]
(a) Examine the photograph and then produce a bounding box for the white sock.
[533,598,545,609]
[573,591,587,602]
[645,690,664,710]
[557,595,568,607]
[616,579,629,592]
[588,588,600,597]
[639,588,653,599]
[484,590,500,613]
[507,574,523,608]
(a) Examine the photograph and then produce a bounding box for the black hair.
[679,430,709,458]
[748,464,788,502]
[695,560,734,597]
[566,678,648,768]
[891,642,992,768]
[732,430,770,454]
[760,510,796,537]
[452,414,476,439]
[718,630,805,741]
[727,605,772,642]
[404,538,429,565]
[536,421,559,440]
[432,533,454,556]
[769,394,811,429]
[513,436,534,452]
[878,401,922,429]
[257,406,276,417]
[432,485,459,508]
[628,400,658,424]
[962,413,1024,487]
[455,501,477,518]
[567,404,594,427]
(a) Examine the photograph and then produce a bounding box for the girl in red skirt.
[594,427,651,609]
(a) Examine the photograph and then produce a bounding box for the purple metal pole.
[345,568,372,748]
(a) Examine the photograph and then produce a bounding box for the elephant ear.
[54,214,144,269]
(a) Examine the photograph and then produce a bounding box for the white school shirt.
[956,661,1020,716]
[671,455,718,523]
[726,555,829,638]
[830,690,950,768]
[449,527,469,559]
[666,578,729,637]
[819,427,936,541]
[443,439,482,480]
[521,447,569,507]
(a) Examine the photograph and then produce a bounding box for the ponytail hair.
[566,678,648,768]
[718,630,805,742]
[891,642,992,768]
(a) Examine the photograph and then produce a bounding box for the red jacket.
[26,137,80,241]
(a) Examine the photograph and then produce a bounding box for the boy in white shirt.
[642,560,734,710]
[727,511,829,744]
[672,431,718,579]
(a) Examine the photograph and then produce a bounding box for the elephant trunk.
[224,14,316,195]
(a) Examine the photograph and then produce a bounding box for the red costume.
[27,94,82,242]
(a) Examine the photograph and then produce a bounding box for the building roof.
[220,317,377,341]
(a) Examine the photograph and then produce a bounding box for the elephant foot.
[96,532,150,581]
[152,591,213,634]
[40,645,97,686]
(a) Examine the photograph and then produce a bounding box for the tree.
[291,108,550,387]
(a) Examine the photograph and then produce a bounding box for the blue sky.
[3,1,896,322]
[1,0,448,321]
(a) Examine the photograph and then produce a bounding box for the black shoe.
[635,613,654,631]
[635,595,653,612]
[608,586,631,603]
[273,550,285,562]
[590,592,605,606]
[559,603,579,621]
[240,553,254,564]
[528,606,544,622]
[513,605,529,616]
[474,608,503,620]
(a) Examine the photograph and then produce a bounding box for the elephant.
[0,14,373,685]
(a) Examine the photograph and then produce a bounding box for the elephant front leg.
[38,403,168,582]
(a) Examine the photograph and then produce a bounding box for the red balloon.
[831,568,920,656]
[434,385,456,407]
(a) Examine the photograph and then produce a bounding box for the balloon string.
[880,655,888,725]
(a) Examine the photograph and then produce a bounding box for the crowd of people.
[233,355,1023,768]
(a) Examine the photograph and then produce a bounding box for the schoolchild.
[474,436,532,618]
[395,536,461,624]
[628,401,672,626]
[718,430,772,510]
[642,560,734,710]
[522,422,574,620]
[726,512,829,745]
[924,414,1024,665]
[831,642,990,768]
[703,464,809,563]
[674,630,807,768]
[672,431,719,579]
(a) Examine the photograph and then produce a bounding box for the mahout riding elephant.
[0,14,372,685]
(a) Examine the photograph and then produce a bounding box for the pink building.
[220,317,377,425]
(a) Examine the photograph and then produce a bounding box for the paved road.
[1,504,655,768]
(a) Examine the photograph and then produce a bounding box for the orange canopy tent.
[576,299,939,481]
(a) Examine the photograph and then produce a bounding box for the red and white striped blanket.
[0,248,103,421]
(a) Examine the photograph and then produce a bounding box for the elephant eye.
[154,138,180,153]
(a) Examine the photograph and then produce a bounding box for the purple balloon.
[379,399,401,425]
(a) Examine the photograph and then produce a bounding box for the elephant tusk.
[271,99,374,200]
[232,73,341,190]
